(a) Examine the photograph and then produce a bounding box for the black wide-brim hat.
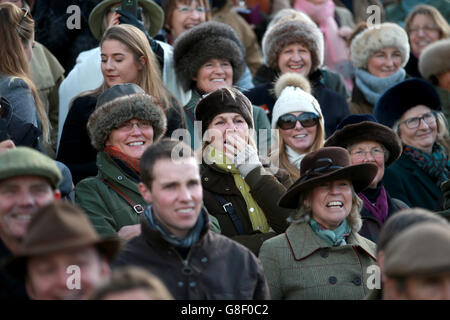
[325,114,402,167]
[278,147,378,209]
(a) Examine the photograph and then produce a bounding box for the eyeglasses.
[350,148,385,161]
[116,120,152,131]
[176,5,207,14]
[299,158,344,183]
[400,112,437,129]
[18,8,29,27]
[409,25,439,34]
[277,112,319,130]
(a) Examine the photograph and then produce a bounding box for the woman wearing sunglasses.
[269,72,325,186]
[374,78,450,211]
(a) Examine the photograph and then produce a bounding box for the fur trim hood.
[173,21,246,91]
[262,18,324,72]
[87,94,167,151]
[350,23,410,70]
[419,38,450,81]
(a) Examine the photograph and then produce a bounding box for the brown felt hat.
[384,222,450,278]
[5,202,121,279]
[324,114,402,167]
[278,147,378,209]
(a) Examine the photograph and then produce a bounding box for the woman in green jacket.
[75,83,167,240]
[259,147,378,299]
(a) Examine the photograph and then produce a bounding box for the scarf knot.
[403,143,449,186]
[309,218,351,247]
[104,146,140,175]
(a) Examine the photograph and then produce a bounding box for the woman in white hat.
[349,22,410,115]
[269,72,325,186]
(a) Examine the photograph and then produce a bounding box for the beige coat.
[259,221,377,299]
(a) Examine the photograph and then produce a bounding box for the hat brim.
[4,236,121,280]
[278,163,378,209]
[324,122,402,167]
[89,0,164,41]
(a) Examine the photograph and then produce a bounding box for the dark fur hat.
[173,21,246,91]
[87,92,167,151]
[195,87,253,138]
[325,114,402,167]
[374,78,441,129]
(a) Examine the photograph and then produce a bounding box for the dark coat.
[57,92,187,184]
[259,222,377,300]
[349,83,373,115]
[0,97,40,149]
[201,163,293,255]
[383,153,442,211]
[0,240,29,300]
[245,70,350,137]
[113,212,270,299]
[358,192,408,243]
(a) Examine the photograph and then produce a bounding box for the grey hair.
[287,185,363,233]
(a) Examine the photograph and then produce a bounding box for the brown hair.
[404,4,450,40]
[0,3,49,142]
[162,0,211,31]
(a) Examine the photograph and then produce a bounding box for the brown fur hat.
[173,21,246,91]
[262,17,324,72]
[419,38,450,81]
[87,91,167,151]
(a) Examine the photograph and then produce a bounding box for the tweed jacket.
[113,212,270,299]
[259,222,377,300]
[201,163,293,255]
[75,151,144,237]
[383,153,442,211]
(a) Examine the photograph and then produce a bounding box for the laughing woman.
[197,87,293,255]
[259,147,378,299]
[75,84,167,240]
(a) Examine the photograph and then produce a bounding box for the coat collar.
[285,222,377,261]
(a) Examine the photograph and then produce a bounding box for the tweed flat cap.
[0,147,62,189]
[384,222,450,277]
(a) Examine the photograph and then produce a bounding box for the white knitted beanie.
[271,73,324,130]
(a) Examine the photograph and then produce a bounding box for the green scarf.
[206,148,270,233]
[309,218,351,247]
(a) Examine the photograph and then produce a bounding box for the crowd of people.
[0,0,449,301]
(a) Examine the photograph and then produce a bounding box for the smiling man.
[0,147,61,299]
[113,139,269,299]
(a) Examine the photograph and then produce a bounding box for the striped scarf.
[403,143,449,186]
[104,145,140,175]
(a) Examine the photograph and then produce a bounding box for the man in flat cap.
[5,201,120,300]
[0,147,62,299]
[382,222,450,300]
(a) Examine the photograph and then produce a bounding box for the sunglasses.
[277,112,319,130]
[18,8,29,27]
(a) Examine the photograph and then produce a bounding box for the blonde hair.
[101,24,171,109]
[288,186,363,233]
[405,4,450,40]
[0,3,50,143]
[269,120,325,182]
